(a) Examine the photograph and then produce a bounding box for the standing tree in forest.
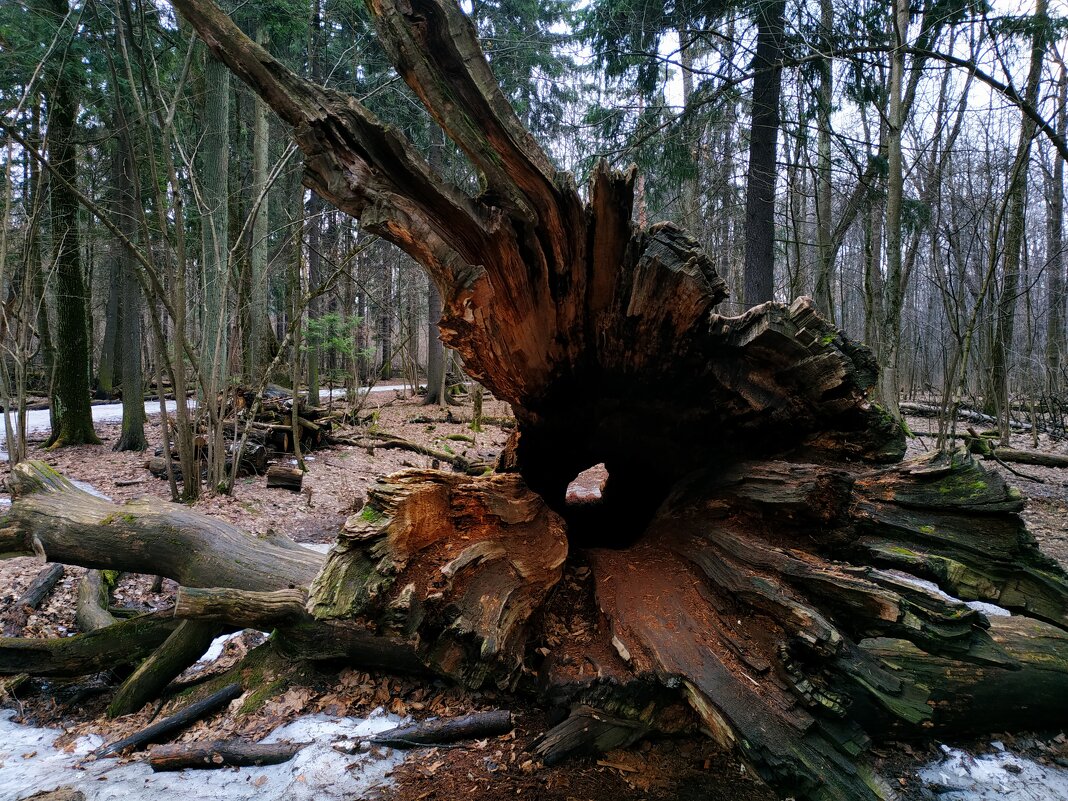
[41,0,99,447]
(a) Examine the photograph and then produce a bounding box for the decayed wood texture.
[1,455,1067,799]
[567,453,1068,800]
[310,470,567,688]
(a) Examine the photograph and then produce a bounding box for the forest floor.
[0,394,1067,801]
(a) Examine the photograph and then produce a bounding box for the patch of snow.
[69,480,111,501]
[920,745,1068,800]
[195,632,248,666]
[882,570,1012,618]
[0,707,407,801]
[300,543,333,554]
[963,600,1011,617]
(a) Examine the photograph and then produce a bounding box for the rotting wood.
[147,738,307,770]
[94,682,243,756]
[334,710,512,751]
[533,706,649,765]
[327,431,489,474]
[17,0,1068,792]
[2,563,64,637]
[22,789,85,801]
[266,464,303,491]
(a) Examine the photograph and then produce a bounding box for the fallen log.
[148,738,307,770]
[0,461,323,592]
[94,682,243,757]
[0,610,179,676]
[991,447,1068,468]
[175,586,308,628]
[335,710,513,751]
[266,464,304,491]
[2,563,64,637]
[327,431,488,474]
[901,401,1032,431]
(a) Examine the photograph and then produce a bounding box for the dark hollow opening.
[561,463,665,549]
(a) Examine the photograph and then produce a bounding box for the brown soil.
[0,400,1065,800]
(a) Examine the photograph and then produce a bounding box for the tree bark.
[43,0,99,448]
[148,739,305,770]
[1047,64,1067,395]
[113,111,147,451]
[991,0,1047,444]
[742,0,785,306]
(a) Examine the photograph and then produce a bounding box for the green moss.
[359,506,384,524]
[239,676,288,714]
[918,525,935,535]
[99,513,117,526]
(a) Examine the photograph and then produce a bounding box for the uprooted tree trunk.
[4,0,1068,798]
[2,454,1068,800]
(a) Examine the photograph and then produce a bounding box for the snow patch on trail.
[920,744,1068,800]
[0,708,407,801]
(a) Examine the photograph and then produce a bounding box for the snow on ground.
[920,743,1068,800]
[0,707,408,801]
[0,384,410,460]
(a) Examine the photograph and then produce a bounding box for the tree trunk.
[114,113,147,451]
[44,0,99,448]
[21,1,1068,797]
[1047,64,1067,396]
[243,20,272,383]
[199,46,231,396]
[813,0,834,320]
[991,0,1046,444]
[878,0,908,419]
[742,0,785,306]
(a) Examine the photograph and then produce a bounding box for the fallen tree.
[3,0,1068,798]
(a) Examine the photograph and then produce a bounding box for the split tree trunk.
[9,0,1068,798]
